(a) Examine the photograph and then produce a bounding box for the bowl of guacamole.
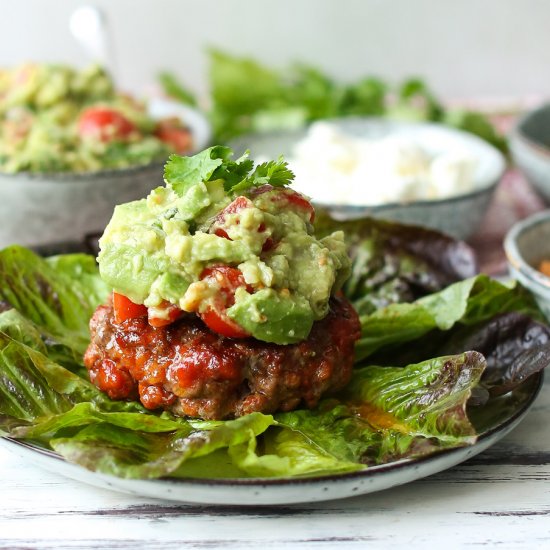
[0,63,211,247]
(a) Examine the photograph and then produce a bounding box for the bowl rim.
[504,209,550,292]
[510,103,550,159]
[0,158,167,182]
[231,116,507,208]
[312,177,499,211]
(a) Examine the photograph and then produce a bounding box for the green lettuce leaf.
[274,352,483,469]
[50,412,274,479]
[0,246,108,357]
[356,275,542,361]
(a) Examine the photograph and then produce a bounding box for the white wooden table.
[1,374,549,549]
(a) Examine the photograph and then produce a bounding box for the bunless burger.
[84,147,360,420]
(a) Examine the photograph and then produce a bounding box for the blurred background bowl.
[230,118,506,240]
[504,209,550,320]
[0,100,211,248]
[509,103,550,203]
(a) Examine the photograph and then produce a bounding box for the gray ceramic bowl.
[510,104,550,203]
[0,100,211,248]
[504,209,550,320]
[230,118,506,240]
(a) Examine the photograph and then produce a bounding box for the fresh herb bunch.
[160,50,507,153]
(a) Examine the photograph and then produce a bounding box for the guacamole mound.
[0,63,190,173]
[98,146,351,344]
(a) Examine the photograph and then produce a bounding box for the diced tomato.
[198,265,251,338]
[211,197,251,238]
[155,119,192,153]
[200,308,250,339]
[251,185,315,222]
[215,196,253,224]
[214,228,230,240]
[78,107,136,142]
[112,292,147,324]
[212,196,275,252]
[284,190,315,222]
[200,265,251,297]
[148,301,183,328]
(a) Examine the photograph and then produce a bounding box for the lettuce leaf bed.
[0,243,548,480]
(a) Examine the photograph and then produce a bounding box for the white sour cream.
[288,122,478,205]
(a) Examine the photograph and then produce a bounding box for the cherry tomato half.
[155,119,193,153]
[199,308,250,339]
[148,300,183,328]
[112,292,147,324]
[198,265,250,339]
[78,107,136,143]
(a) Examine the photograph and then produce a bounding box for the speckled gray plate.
[0,373,542,506]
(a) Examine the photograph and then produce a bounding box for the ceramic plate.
[0,372,542,506]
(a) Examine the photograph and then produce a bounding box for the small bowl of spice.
[504,209,550,319]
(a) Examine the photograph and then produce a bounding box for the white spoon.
[69,5,117,78]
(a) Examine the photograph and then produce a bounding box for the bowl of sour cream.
[230,118,506,239]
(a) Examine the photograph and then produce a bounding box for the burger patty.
[84,295,361,420]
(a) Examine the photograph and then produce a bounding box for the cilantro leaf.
[211,152,254,192]
[230,158,294,193]
[163,146,294,197]
[163,146,231,196]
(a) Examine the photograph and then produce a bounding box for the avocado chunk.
[227,288,314,345]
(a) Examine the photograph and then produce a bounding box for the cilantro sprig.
[163,146,294,196]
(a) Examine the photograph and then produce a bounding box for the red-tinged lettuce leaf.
[314,212,477,315]
[382,312,550,398]
[266,352,485,469]
[356,275,542,362]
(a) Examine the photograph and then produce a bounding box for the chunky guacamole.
[98,146,350,344]
[0,63,192,173]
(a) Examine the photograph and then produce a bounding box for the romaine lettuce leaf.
[274,352,483,469]
[49,412,274,479]
[0,246,109,358]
